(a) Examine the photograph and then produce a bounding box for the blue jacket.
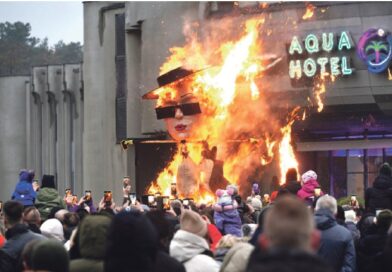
[11,180,36,206]
[315,209,356,272]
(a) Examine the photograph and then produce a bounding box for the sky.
[0,1,83,46]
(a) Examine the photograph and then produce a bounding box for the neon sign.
[357,28,392,73]
[288,31,354,79]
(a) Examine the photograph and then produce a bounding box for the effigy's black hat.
[142,66,206,100]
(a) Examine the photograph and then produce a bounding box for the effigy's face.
[156,92,202,141]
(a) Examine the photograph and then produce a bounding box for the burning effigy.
[142,12,331,203]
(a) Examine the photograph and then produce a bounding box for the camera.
[104,191,112,205]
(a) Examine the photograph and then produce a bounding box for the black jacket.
[278,180,301,196]
[246,248,333,272]
[315,209,356,272]
[0,224,45,272]
[365,174,392,213]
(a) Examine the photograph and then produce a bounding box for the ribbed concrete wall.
[0,76,29,202]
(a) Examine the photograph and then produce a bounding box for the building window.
[115,13,127,143]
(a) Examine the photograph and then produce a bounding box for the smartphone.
[65,188,72,197]
[162,196,170,210]
[104,191,112,205]
[129,193,137,205]
[183,199,190,206]
[148,195,155,205]
[84,190,92,201]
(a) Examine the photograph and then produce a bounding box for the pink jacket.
[297,179,323,200]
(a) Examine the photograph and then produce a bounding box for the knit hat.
[40,218,64,242]
[41,174,56,189]
[252,183,260,195]
[32,240,69,272]
[379,162,392,177]
[301,170,317,184]
[180,209,207,237]
[19,169,30,181]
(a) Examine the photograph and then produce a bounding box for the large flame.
[147,11,330,202]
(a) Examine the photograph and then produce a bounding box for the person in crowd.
[170,209,220,272]
[146,210,186,272]
[20,239,40,272]
[122,176,132,205]
[262,194,270,207]
[70,215,111,272]
[11,169,36,207]
[246,195,332,272]
[199,207,222,253]
[297,170,324,206]
[362,225,392,272]
[248,204,272,246]
[249,197,262,223]
[31,239,70,272]
[344,209,360,242]
[365,162,392,213]
[314,195,356,272]
[23,206,42,234]
[219,241,254,272]
[104,211,158,272]
[35,175,66,221]
[213,187,242,236]
[0,201,45,271]
[357,209,392,271]
[336,205,347,226]
[63,212,80,241]
[40,218,65,242]
[278,168,301,196]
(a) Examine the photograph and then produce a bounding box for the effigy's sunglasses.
[155,102,201,119]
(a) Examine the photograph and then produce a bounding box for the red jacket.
[207,223,222,253]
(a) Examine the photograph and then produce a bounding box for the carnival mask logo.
[357,28,392,73]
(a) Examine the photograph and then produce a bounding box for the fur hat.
[301,170,317,184]
[32,240,69,272]
[180,209,207,238]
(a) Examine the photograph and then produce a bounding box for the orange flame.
[302,3,316,20]
[147,12,329,201]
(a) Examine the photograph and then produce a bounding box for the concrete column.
[0,76,29,201]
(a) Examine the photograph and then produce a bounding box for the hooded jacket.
[11,171,36,206]
[365,174,392,213]
[170,230,220,272]
[70,215,111,272]
[35,187,66,221]
[314,209,356,272]
[297,179,323,202]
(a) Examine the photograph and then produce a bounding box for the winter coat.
[297,179,324,203]
[219,242,254,272]
[279,180,301,196]
[365,174,392,213]
[0,224,45,272]
[155,251,186,272]
[35,187,66,221]
[345,222,360,242]
[70,215,111,272]
[315,209,356,272]
[246,248,334,272]
[170,230,220,272]
[214,209,242,237]
[11,180,36,206]
[207,223,222,253]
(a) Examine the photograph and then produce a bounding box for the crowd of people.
[1,163,392,272]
